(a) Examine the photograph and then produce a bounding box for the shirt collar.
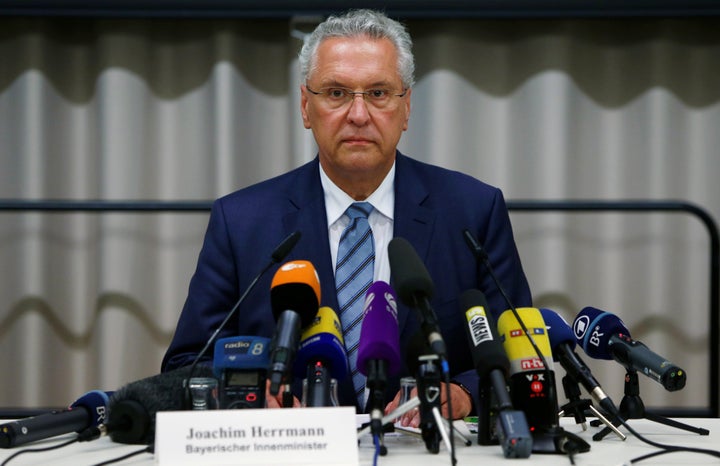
[320,162,395,225]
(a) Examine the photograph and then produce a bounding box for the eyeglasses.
[305,85,408,110]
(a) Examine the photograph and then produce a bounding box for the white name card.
[155,407,358,466]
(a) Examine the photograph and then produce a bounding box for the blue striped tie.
[335,202,375,409]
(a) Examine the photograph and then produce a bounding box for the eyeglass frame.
[304,85,409,109]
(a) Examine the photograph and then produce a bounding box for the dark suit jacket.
[162,152,532,410]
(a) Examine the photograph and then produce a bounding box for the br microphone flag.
[573,306,686,391]
[0,390,112,448]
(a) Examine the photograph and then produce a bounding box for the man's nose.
[346,94,371,125]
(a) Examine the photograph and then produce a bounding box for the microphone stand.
[559,375,625,440]
[592,369,709,441]
[416,354,443,454]
[366,360,389,456]
[559,374,590,430]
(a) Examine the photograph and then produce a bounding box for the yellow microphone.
[497,307,554,373]
[293,307,349,406]
[497,307,560,444]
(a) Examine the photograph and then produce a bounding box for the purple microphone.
[357,281,402,377]
[357,281,401,430]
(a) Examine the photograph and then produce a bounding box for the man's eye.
[327,89,347,99]
[368,89,389,99]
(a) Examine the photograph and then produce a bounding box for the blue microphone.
[573,307,686,391]
[540,308,619,416]
[0,390,112,448]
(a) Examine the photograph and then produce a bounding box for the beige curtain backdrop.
[0,17,718,412]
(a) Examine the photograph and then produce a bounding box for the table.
[1,417,718,465]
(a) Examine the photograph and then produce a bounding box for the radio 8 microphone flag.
[213,336,270,409]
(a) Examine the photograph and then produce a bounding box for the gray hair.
[299,9,415,89]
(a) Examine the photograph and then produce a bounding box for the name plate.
[155,407,358,466]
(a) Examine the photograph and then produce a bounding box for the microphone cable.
[618,421,720,464]
[0,426,103,466]
[0,437,77,466]
[463,230,551,372]
[90,444,154,466]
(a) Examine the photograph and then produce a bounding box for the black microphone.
[387,237,446,358]
[540,308,620,416]
[460,289,532,458]
[0,390,111,448]
[573,307,687,391]
[268,260,321,396]
[108,365,214,445]
[182,230,301,406]
[405,332,443,454]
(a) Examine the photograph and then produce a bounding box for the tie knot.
[346,202,373,220]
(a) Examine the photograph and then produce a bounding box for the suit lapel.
[279,159,340,312]
[392,153,436,332]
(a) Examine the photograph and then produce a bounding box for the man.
[162,9,531,425]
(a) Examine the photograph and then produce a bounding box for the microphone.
[213,336,271,409]
[293,306,349,407]
[107,365,214,445]
[497,308,558,433]
[573,307,687,391]
[460,289,532,458]
[498,307,589,454]
[464,230,588,455]
[357,281,402,434]
[387,237,446,358]
[405,331,443,454]
[539,308,620,416]
[0,390,111,448]
[268,259,321,395]
[182,230,301,405]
